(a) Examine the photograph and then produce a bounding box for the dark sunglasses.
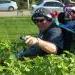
[33,19,45,23]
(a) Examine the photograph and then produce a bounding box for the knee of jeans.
[16,50,25,59]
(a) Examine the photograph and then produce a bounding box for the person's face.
[71,12,75,19]
[34,17,52,31]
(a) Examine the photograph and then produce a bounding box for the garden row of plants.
[0,39,75,75]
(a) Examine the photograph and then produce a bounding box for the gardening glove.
[24,35,38,46]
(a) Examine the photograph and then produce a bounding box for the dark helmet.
[32,8,52,23]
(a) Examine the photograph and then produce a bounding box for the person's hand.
[24,35,38,46]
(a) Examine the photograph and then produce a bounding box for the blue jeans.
[17,45,48,59]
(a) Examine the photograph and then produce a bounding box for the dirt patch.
[0,10,31,17]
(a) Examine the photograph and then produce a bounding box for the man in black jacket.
[17,8,69,59]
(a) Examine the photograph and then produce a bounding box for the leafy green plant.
[0,40,75,75]
[0,17,75,75]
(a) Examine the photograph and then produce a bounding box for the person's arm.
[36,38,57,54]
[24,28,63,54]
[24,35,57,54]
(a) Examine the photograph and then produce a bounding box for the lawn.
[0,16,74,51]
[0,17,75,75]
[0,17,38,41]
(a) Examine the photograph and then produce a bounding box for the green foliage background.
[0,40,75,75]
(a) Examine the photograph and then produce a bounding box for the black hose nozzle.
[20,36,26,41]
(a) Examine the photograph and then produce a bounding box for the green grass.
[0,16,74,50]
[0,17,38,41]
[0,17,75,75]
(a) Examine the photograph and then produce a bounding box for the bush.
[0,40,75,75]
